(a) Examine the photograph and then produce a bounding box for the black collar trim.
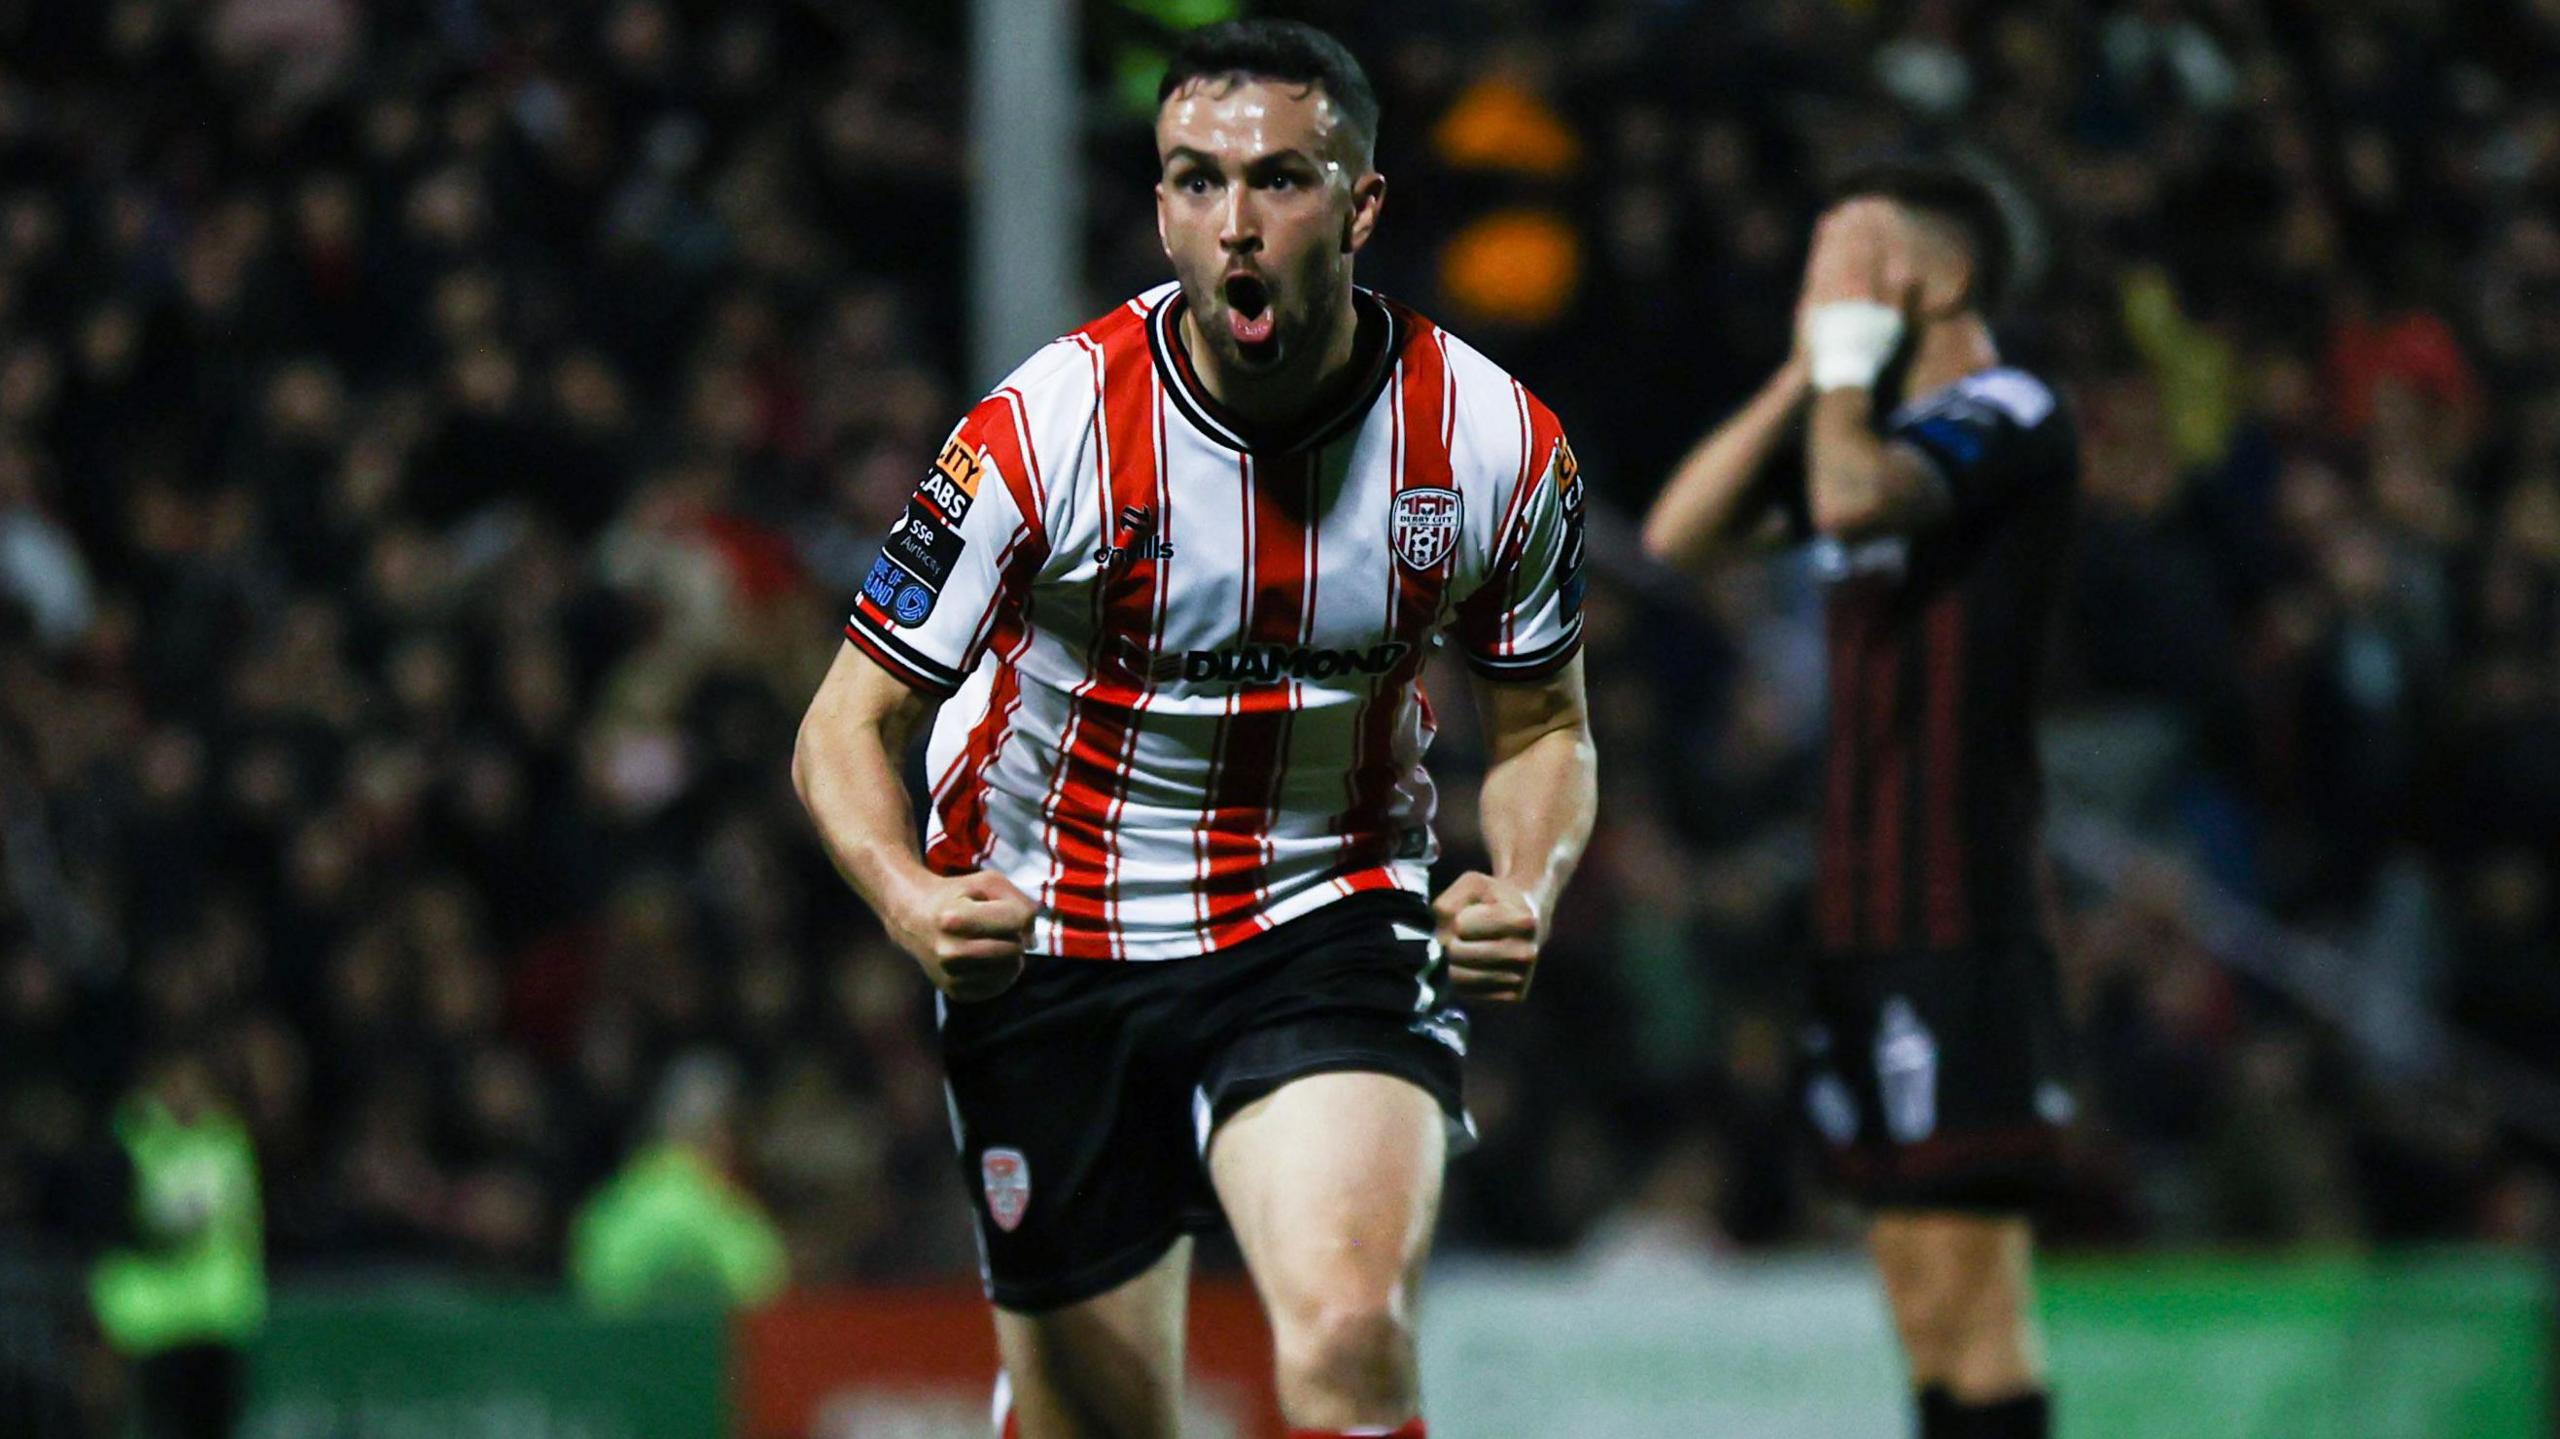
[1147,287,1399,455]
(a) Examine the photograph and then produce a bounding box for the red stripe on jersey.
[1334,330,1459,885]
[1030,339,1116,954]
[1923,592,1970,949]
[924,538,1044,873]
[1456,379,1557,656]
[924,640,1024,872]
[985,389,1048,550]
[1863,632,1907,949]
[1817,596,1867,953]
[1202,450,1320,946]
[1039,331,1165,958]
[1077,300,1150,349]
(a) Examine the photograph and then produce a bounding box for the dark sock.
[1917,1385,1957,1439]
[1954,1390,2049,1438]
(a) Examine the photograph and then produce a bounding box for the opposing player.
[794,20,1595,1439]
[1642,163,2075,1439]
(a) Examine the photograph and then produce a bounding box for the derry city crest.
[1391,487,1463,570]
[981,1147,1031,1232]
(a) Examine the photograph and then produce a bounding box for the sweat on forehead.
[1158,73,1374,168]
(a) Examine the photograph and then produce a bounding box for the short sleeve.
[1458,434,1587,681]
[844,400,1046,698]
[1888,369,2059,521]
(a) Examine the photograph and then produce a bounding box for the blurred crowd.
[4,0,2557,1305]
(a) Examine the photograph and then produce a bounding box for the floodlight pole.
[969,0,1082,392]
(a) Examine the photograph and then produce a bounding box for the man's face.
[1156,76,1382,377]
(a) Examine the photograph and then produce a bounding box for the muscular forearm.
[794,648,1034,997]
[1640,357,1809,571]
[792,702,934,921]
[1475,720,1598,924]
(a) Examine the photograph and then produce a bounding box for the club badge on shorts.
[1391,487,1463,571]
[981,1147,1031,1232]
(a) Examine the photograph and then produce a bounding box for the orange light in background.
[1439,210,1583,329]
[1430,77,1581,178]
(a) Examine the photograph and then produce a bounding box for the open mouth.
[1223,271,1278,359]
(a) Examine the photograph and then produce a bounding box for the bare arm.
[1640,355,1811,572]
[1805,387,1949,539]
[1799,199,1952,540]
[1434,655,1598,1002]
[792,641,1033,999]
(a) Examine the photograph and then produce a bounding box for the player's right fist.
[888,870,1036,1001]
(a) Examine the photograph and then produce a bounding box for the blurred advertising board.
[237,1250,2546,1438]
[1416,1246,2553,1439]
[245,1289,725,1439]
[1418,1250,1911,1436]
[732,1282,1279,1439]
[2039,1249,2553,1439]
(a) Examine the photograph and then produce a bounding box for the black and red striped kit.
[1797,366,2082,1211]
[1813,367,2079,962]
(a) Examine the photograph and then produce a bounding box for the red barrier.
[736,1281,1282,1438]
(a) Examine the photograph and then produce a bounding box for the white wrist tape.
[1805,300,1906,392]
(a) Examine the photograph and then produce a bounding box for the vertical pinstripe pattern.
[865,285,1584,960]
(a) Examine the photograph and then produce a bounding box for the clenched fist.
[1432,871,1545,1003]
[888,870,1037,1001]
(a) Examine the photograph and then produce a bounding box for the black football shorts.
[1799,940,2074,1212]
[937,890,1471,1312]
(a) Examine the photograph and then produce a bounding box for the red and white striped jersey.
[844,283,1586,960]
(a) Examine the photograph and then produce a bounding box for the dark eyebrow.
[1161,145,1320,174]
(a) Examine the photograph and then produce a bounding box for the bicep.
[799,641,936,768]
[1471,653,1591,765]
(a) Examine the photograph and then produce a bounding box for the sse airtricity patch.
[887,499,966,589]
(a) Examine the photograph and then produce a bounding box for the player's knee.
[1889,1269,2036,1394]
[1882,1262,1973,1379]
[1944,1301,2041,1397]
[1273,1295,1417,1411]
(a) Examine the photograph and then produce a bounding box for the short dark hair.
[1156,19,1379,165]
[1830,159,2017,315]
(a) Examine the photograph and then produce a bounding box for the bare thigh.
[1208,1070,1447,1427]
[994,1237,1193,1439]
[1868,1210,2045,1399]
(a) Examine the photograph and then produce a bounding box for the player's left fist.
[1432,871,1545,1004]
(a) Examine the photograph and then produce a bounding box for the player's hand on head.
[1799,198,1915,314]
[892,869,1035,1001]
[1432,871,1544,1004]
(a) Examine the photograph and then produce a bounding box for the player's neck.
[1901,313,2000,404]
[1185,287,1363,431]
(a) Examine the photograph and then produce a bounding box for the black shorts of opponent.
[1799,940,2073,1212]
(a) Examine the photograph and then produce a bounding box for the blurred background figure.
[571,1049,786,1313]
[86,1051,264,1439]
